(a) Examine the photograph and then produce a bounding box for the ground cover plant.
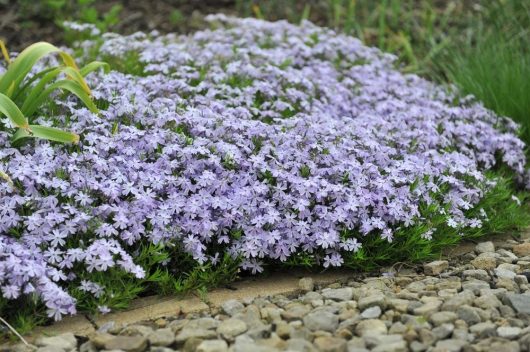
[1,15,530,333]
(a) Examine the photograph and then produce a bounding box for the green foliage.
[0,41,108,145]
[17,0,122,34]
[440,1,530,143]
[0,44,100,200]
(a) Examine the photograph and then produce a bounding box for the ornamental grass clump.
[0,40,107,144]
[0,16,529,325]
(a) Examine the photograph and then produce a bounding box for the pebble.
[36,333,77,351]
[298,277,314,293]
[321,287,353,301]
[221,299,245,316]
[355,319,388,336]
[217,318,248,340]
[475,241,495,253]
[504,293,530,314]
[513,243,530,257]
[104,336,147,352]
[196,339,228,352]
[302,310,339,332]
[471,255,497,270]
[147,328,174,347]
[313,336,347,352]
[497,326,522,339]
[360,306,382,319]
[424,260,449,275]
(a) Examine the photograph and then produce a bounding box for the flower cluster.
[0,15,527,319]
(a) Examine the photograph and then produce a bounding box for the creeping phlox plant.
[0,16,528,322]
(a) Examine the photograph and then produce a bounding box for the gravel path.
[6,234,530,352]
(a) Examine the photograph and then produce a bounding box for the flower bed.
[1,15,529,323]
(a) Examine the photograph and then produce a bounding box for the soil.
[0,0,237,51]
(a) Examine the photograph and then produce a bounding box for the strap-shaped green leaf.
[22,79,98,116]
[11,125,79,144]
[0,93,29,128]
[28,125,79,143]
[19,67,63,112]
[0,42,78,97]
[80,61,110,77]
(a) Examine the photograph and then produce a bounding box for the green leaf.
[0,93,29,128]
[0,42,78,97]
[80,61,110,77]
[12,125,79,144]
[22,79,98,116]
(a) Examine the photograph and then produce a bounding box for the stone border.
[30,270,354,340]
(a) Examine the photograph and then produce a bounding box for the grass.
[439,1,530,144]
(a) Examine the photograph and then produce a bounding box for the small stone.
[89,332,115,349]
[461,280,490,295]
[442,291,475,311]
[175,328,217,343]
[221,299,245,316]
[36,333,77,351]
[281,303,310,321]
[410,341,427,352]
[413,300,442,316]
[469,322,497,338]
[299,277,315,292]
[387,299,410,313]
[154,318,168,328]
[364,335,405,348]
[429,311,458,326]
[424,261,449,275]
[196,339,228,352]
[471,256,497,270]
[147,328,174,347]
[514,243,530,257]
[495,268,517,279]
[475,241,495,254]
[355,319,388,336]
[184,337,205,352]
[313,336,347,352]
[361,306,381,319]
[497,326,521,339]
[36,347,64,352]
[432,324,454,340]
[286,338,317,352]
[104,335,148,352]
[217,318,248,340]
[463,269,489,281]
[185,317,220,331]
[457,305,481,325]
[474,294,502,310]
[303,310,339,332]
[79,341,97,352]
[120,325,153,337]
[321,287,354,302]
[498,263,520,272]
[504,293,530,314]
[435,339,468,352]
[358,294,386,310]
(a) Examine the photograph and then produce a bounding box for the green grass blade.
[0,93,29,128]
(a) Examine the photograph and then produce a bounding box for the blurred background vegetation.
[0,0,529,143]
